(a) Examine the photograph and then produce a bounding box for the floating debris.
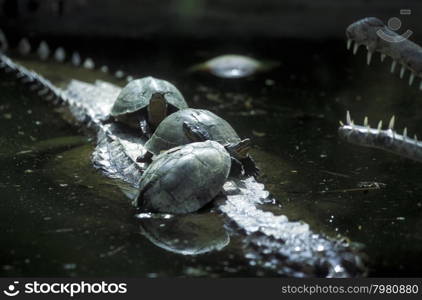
[265,79,275,86]
[63,263,76,270]
[252,130,266,137]
[357,181,386,189]
[3,113,12,119]
[320,170,350,178]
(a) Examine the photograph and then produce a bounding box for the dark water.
[1,36,422,277]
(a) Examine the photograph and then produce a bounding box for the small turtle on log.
[109,76,188,137]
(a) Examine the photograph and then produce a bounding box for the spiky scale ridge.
[37,41,50,60]
[18,38,31,55]
[83,58,94,69]
[71,52,81,66]
[54,47,66,62]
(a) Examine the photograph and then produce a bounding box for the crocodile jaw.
[339,111,422,163]
[346,17,422,89]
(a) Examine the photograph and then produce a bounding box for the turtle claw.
[241,155,260,179]
[136,151,153,163]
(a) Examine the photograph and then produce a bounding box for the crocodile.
[0,31,366,277]
[339,17,422,162]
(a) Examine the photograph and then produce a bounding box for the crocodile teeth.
[400,66,406,78]
[37,41,50,60]
[363,116,368,126]
[391,61,397,73]
[18,38,31,56]
[415,135,418,143]
[0,28,9,52]
[126,75,134,82]
[339,120,344,126]
[377,120,383,132]
[409,73,415,86]
[347,39,352,50]
[380,53,386,62]
[71,52,81,66]
[403,127,407,139]
[83,58,94,69]
[54,47,66,62]
[388,115,395,130]
[353,43,359,55]
[366,51,373,65]
[346,110,352,125]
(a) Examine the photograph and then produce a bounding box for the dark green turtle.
[135,140,231,214]
[110,76,188,136]
[137,108,259,178]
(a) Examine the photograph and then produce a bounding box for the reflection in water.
[137,213,230,255]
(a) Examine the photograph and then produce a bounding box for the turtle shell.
[145,108,240,155]
[135,141,231,214]
[110,76,188,116]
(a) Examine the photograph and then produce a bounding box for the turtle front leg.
[229,157,243,178]
[225,139,259,179]
[240,154,260,179]
[136,151,153,163]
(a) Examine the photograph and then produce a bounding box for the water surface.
[1,37,421,276]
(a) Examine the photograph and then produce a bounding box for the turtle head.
[150,92,166,103]
[226,138,251,159]
[147,93,168,128]
[183,121,211,142]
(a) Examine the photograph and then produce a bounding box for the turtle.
[109,76,188,137]
[136,108,259,178]
[189,54,280,79]
[135,140,231,214]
